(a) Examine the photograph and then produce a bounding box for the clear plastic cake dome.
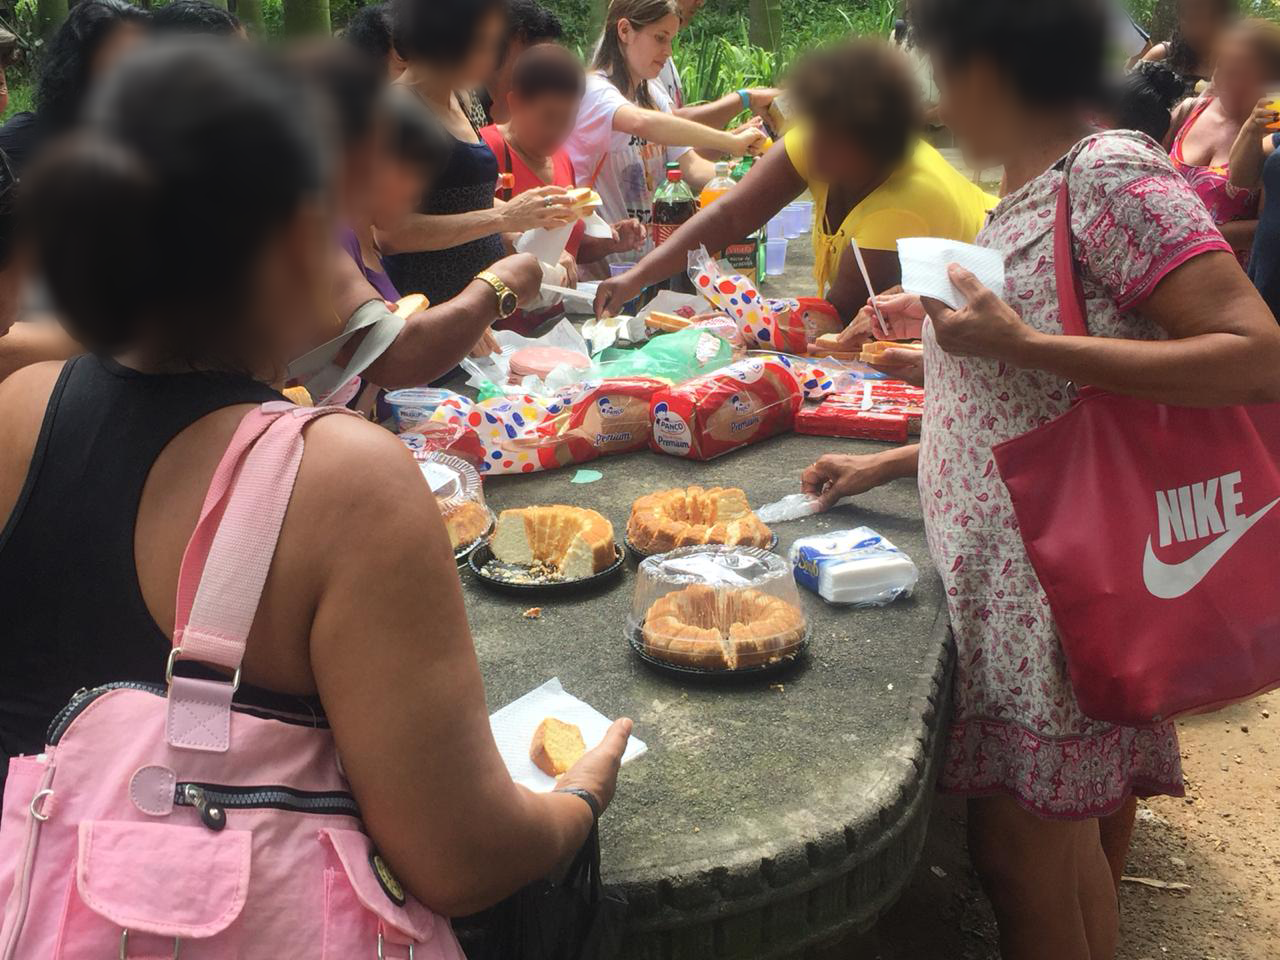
[627,545,808,673]
[419,453,493,557]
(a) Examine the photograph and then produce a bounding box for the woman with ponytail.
[0,38,629,916]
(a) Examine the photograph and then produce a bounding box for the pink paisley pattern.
[922,131,1232,819]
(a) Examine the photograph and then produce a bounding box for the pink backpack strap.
[166,401,362,752]
[1054,177,1090,338]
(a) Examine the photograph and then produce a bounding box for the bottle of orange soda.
[698,162,736,209]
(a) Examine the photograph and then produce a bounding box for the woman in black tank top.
[0,38,629,917]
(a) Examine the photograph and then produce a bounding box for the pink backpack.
[0,402,465,959]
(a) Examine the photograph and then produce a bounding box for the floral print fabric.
[922,131,1232,819]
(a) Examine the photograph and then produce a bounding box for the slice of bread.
[530,717,586,777]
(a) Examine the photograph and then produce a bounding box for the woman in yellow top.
[593,37,996,333]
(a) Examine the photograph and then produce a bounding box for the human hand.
[594,271,644,318]
[1247,95,1280,136]
[729,125,768,157]
[558,250,579,289]
[748,87,782,120]
[501,185,577,232]
[556,717,633,817]
[610,218,646,253]
[867,290,926,340]
[923,265,1031,361]
[468,327,500,358]
[869,348,925,387]
[801,453,892,511]
[487,252,543,305]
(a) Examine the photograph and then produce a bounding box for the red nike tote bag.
[991,180,1280,726]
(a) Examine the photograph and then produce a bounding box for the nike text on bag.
[0,403,466,960]
[992,182,1280,726]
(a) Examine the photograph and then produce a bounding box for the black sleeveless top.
[0,356,324,799]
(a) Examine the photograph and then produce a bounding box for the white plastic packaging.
[789,527,919,607]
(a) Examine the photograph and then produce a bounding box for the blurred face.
[337,126,382,224]
[455,8,507,88]
[248,199,335,369]
[371,155,431,231]
[507,90,580,157]
[675,0,704,27]
[1180,0,1228,55]
[90,21,146,79]
[0,262,24,338]
[1212,31,1274,116]
[930,54,1021,170]
[805,124,877,188]
[619,13,679,83]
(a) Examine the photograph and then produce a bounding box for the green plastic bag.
[595,328,732,382]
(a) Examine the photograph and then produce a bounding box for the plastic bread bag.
[595,327,733,383]
[688,247,806,353]
[789,527,919,607]
[464,319,595,395]
[431,377,667,475]
[648,354,802,461]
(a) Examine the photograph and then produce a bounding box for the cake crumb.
[523,607,542,620]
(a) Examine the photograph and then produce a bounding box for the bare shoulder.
[0,360,69,449]
[296,413,427,510]
[1143,42,1170,63]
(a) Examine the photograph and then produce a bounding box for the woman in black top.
[0,0,148,175]
[0,38,629,914]
[381,0,578,306]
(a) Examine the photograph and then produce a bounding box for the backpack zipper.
[0,759,57,960]
[175,782,360,831]
[46,682,167,746]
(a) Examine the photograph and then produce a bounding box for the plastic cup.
[794,200,814,232]
[765,238,789,277]
[783,203,808,239]
[767,216,787,240]
[609,262,634,277]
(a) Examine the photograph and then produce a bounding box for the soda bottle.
[651,162,697,294]
[698,162,735,209]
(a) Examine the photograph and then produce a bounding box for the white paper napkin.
[897,238,1006,310]
[489,678,647,792]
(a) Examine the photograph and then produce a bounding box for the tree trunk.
[1150,0,1178,42]
[36,0,68,40]
[238,0,266,36]
[748,0,782,53]
[282,0,331,36]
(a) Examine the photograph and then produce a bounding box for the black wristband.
[554,786,601,821]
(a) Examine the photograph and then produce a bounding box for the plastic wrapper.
[431,377,667,475]
[754,493,823,524]
[420,453,494,556]
[795,380,925,440]
[649,355,802,461]
[398,419,487,467]
[689,247,808,354]
[595,326,732,382]
[789,528,919,606]
[628,546,808,672]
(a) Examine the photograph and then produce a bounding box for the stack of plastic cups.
[783,203,808,239]
[793,200,814,237]
[767,215,787,241]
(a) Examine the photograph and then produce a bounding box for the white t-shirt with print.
[566,72,692,268]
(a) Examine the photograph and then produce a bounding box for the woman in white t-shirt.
[566,0,765,273]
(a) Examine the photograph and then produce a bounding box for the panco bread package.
[649,356,802,461]
[432,377,666,475]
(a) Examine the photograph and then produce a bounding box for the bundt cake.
[627,486,772,554]
[442,500,491,552]
[492,505,615,579]
[641,583,805,671]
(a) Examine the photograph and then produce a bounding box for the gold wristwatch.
[476,270,519,319]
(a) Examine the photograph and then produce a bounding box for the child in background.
[479,42,644,333]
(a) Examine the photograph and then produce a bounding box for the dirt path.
[827,690,1280,960]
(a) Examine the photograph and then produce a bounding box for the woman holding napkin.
[803,1,1280,957]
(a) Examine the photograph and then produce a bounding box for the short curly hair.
[909,0,1109,106]
[786,39,922,167]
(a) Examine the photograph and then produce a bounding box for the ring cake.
[492,505,616,579]
[642,583,806,670]
[421,454,491,552]
[627,486,772,554]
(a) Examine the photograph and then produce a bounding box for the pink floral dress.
[922,131,1233,819]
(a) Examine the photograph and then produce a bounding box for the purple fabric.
[339,226,401,303]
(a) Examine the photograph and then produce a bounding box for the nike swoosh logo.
[1143,497,1280,599]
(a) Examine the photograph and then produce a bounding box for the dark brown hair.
[787,38,923,168]
[511,42,585,100]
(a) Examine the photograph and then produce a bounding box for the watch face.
[499,290,519,317]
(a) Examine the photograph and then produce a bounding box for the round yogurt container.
[385,387,456,433]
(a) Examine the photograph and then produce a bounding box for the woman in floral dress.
[802,1,1280,956]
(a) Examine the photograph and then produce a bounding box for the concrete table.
[462,435,954,960]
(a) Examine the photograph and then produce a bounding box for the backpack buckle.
[120,930,181,958]
[377,932,414,959]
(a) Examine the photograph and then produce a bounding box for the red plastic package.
[398,420,487,466]
[650,356,802,460]
[795,406,909,443]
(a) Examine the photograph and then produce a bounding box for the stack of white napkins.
[897,238,1006,309]
[489,678,647,792]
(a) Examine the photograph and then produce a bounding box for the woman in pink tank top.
[1168,20,1280,266]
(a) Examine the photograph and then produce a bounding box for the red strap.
[1053,178,1090,338]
